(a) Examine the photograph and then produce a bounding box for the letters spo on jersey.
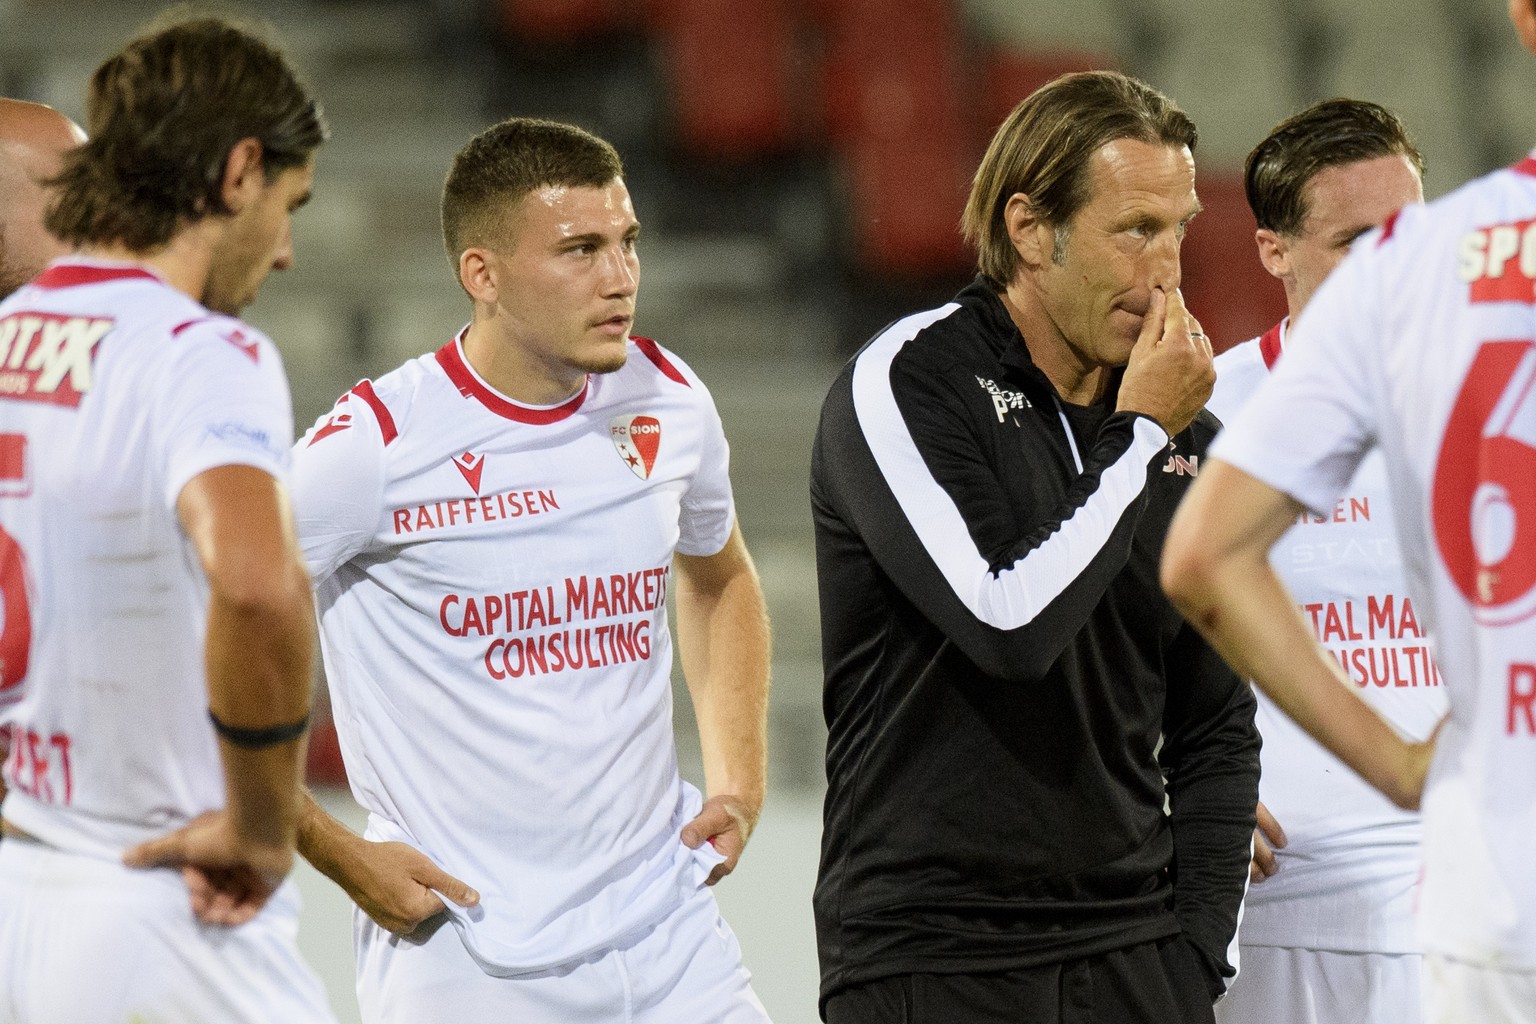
[0,313,112,407]
[438,565,671,681]
[1460,217,1536,303]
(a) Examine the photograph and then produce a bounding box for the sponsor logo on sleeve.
[1161,440,1199,476]
[0,314,114,408]
[611,414,661,479]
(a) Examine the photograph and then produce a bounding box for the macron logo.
[453,451,485,494]
[0,314,114,408]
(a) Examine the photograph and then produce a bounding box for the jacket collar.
[961,277,1124,404]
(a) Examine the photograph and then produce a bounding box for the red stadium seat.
[818,0,975,277]
[1180,172,1287,352]
[657,0,804,161]
[980,47,1120,136]
[498,0,635,42]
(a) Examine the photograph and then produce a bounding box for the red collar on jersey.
[33,263,161,289]
[1259,319,1285,371]
[434,335,589,424]
[1516,156,1536,178]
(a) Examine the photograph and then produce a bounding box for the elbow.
[207,553,313,622]
[1160,520,1223,628]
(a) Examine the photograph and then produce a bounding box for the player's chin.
[580,340,630,376]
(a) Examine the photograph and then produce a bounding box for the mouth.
[594,313,633,336]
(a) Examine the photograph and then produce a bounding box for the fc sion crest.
[611,414,661,479]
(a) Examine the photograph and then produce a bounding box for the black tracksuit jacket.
[810,278,1260,1012]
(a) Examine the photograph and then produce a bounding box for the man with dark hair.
[1208,98,1433,1024]
[1163,1,1536,1019]
[0,99,84,300]
[291,117,772,1023]
[0,16,334,1024]
[812,70,1259,1023]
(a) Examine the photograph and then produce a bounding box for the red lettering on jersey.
[0,313,113,408]
[1460,218,1536,303]
[1508,663,1536,734]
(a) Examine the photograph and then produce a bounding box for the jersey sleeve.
[156,319,294,511]
[814,339,1170,682]
[290,388,390,582]
[1213,247,1382,514]
[673,359,737,557]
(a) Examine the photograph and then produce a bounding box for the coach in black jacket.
[812,71,1260,1023]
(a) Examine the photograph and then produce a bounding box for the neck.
[78,228,215,307]
[1000,282,1110,406]
[461,318,585,407]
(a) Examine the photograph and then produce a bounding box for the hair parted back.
[45,16,326,252]
[962,70,1197,290]
[1246,98,1424,236]
[441,118,624,276]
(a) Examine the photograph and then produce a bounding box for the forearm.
[297,787,368,891]
[676,536,770,815]
[206,556,314,851]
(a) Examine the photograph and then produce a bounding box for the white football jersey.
[292,331,736,973]
[1215,154,1536,968]
[0,259,295,859]
[1211,322,1447,953]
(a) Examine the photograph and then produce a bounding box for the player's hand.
[1117,287,1215,437]
[340,840,480,936]
[124,809,292,926]
[1249,800,1287,883]
[681,794,758,886]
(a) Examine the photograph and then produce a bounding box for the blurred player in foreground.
[291,118,773,1023]
[1165,2,1536,1020]
[0,18,334,1024]
[0,97,83,821]
[1207,98,1436,1024]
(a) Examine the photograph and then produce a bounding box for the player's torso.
[0,267,225,855]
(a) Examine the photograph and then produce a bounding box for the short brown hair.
[441,118,623,275]
[962,71,1197,290]
[45,17,326,252]
[1246,98,1423,236]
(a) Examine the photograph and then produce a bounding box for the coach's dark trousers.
[823,936,1217,1024]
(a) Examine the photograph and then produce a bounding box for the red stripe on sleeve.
[1376,209,1402,247]
[349,380,398,445]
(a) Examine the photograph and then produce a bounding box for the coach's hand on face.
[124,809,293,926]
[681,794,758,886]
[1116,287,1215,437]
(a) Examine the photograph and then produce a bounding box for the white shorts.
[0,836,336,1024]
[355,874,771,1023]
[1214,945,1422,1024]
[1423,953,1536,1024]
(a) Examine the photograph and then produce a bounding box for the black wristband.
[208,709,311,749]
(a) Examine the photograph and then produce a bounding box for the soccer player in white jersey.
[0,19,337,1024]
[1164,2,1536,1019]
[291,118,773,1023]
[0,97,83,820]
[1207,99,1438,1024]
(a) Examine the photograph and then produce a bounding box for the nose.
[271,220,295,273]
[1148,228,1181,293]
[602,245,638,298]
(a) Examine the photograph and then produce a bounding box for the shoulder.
[166,314,281,368]
[298,351,436,453]
[1208,337,1267,424]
